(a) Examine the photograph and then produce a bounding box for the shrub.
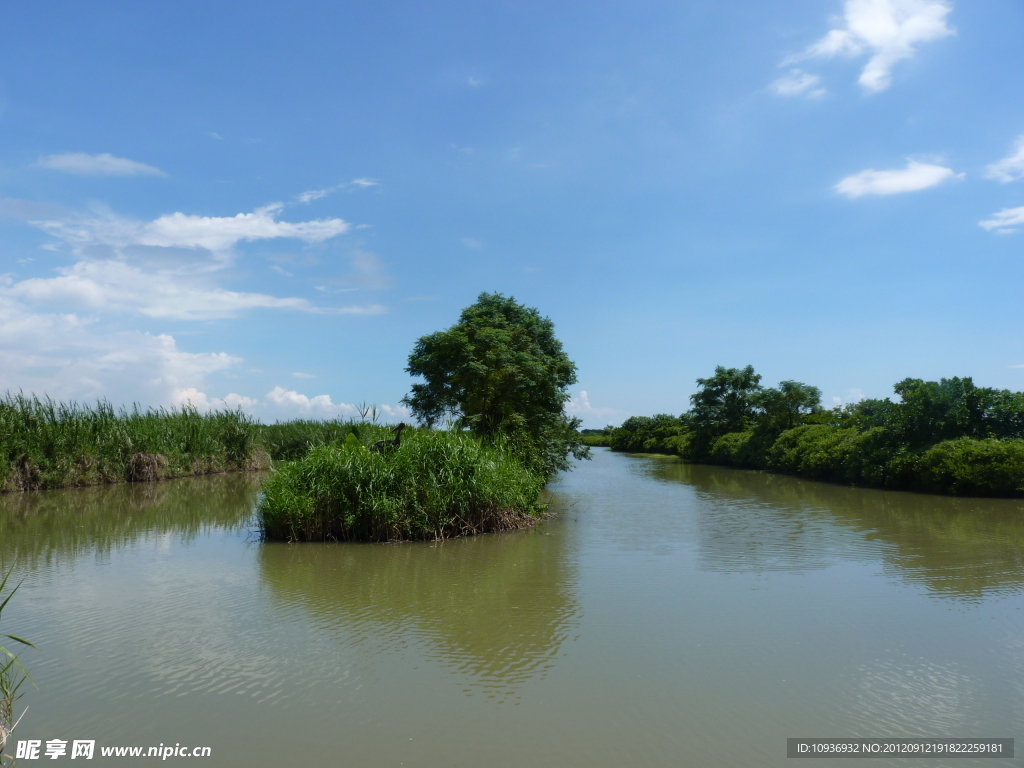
[767,425,858,481]
[609,415,685,453]
[709,431,754,467]
[663,433,693,458]
[918,438,1024,496]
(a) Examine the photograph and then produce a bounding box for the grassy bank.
[0,394,402,493]
[0,394,270,492]
[257,428,545,542]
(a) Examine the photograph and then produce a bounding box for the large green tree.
[686,365,763,456]
[402,293,588,476]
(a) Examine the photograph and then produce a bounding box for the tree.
[402,293,589,476]
[753,380,822,435]
[686,365,762,456]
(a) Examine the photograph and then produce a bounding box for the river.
[1,447,1022,766]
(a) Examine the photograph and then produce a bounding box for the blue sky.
[1,0,1022,426]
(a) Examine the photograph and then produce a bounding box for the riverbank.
[606,425,1024,497]
[1,395,547,543]
[601,370,1024,498]
[0,394,381,493]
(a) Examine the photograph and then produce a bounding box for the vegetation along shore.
[256,293,588,542]
[0,294,585,544]
[599,366,1024,497]
[7,304,1024,553]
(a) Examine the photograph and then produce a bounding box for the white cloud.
[3,261,388,320]
[0,296,242,405]
[222,392,258,409]
[171,388,258,411]
[565,390,630,425]
[985,136,1024,183]
[831,388,865,406]
[771,69,827,98]
[0,195,388,406]
[0,199,380,321]
[790,0,954,93]
[835,160,959,197]
[380,404,412,420]
[979,206,1024,233]
[264,387,410,422]
[30,202,349,256]
[297,179,379,203]
[266,386,359,417]
[36,152,165,176]
[4,259,324,321]
[297,188,333,203]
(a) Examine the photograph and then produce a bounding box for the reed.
[257,427,545,542]
[258,419,361,461]
[0,567,33,764]
[0,393,266,492]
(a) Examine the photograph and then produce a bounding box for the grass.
[258,419,362,461]
[1,394,548,543]
[0,394,430,493]
[257,426,546,542]
[0,566,33,764]
[0,393,267,492]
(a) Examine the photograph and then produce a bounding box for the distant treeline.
[593,367,1024,497]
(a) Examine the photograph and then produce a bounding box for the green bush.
[257,429,545,542]
[663,433,692,458]
[609,415,685,453]
[918,438,1024,496]
[767,425,862,482]
[709,431,753,467]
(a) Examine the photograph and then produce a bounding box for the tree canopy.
[604,365,1024,497]
[402,292,588,476]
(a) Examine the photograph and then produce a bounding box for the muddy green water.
[2,448,1023,766]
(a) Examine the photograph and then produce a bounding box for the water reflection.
[0,473,261,567]
[644,458,1024,600]
[257,527,579,695]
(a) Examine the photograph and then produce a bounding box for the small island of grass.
[257,427,545,542]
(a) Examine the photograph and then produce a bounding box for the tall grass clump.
[0,567,33,763]
[258,427,545,542]
[0,393,266,492]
